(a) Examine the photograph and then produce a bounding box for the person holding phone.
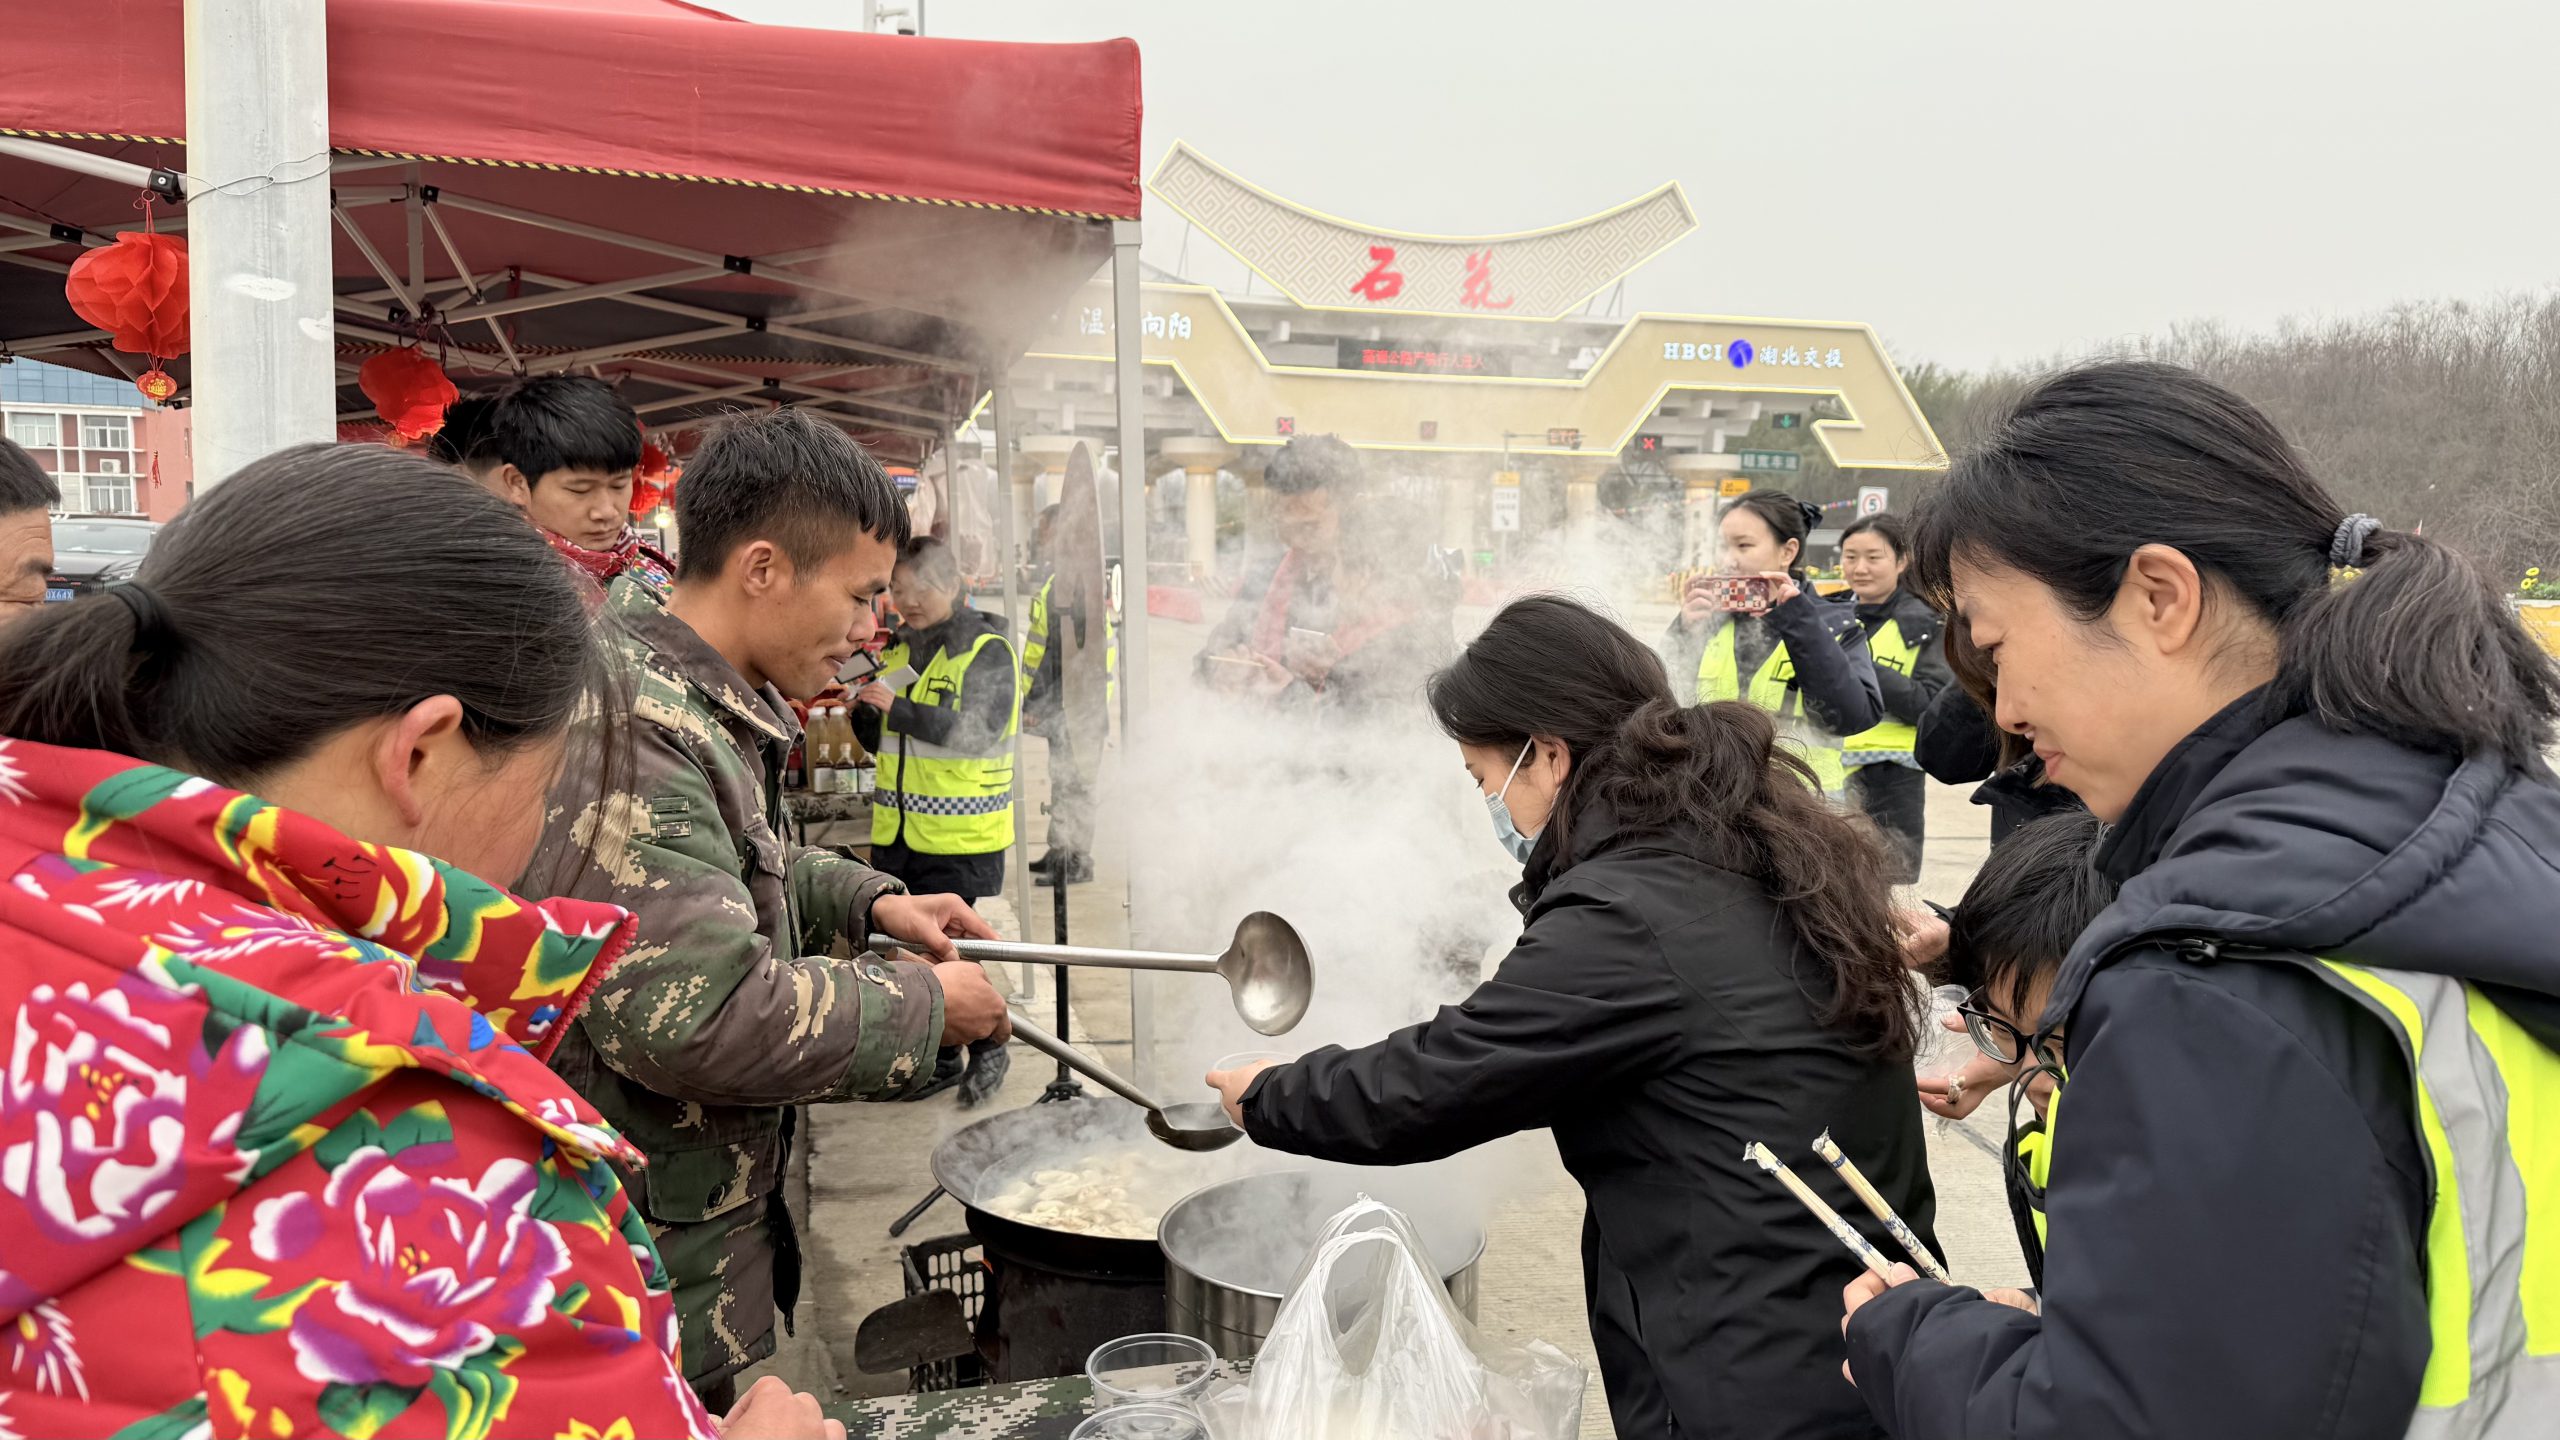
[1658,490,1882,798]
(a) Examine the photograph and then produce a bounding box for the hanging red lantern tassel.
[359,347,459,441]
[629,478,666,518]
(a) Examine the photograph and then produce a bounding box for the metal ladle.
[866,911,1313,1036]
[1001,1011,1243,1152]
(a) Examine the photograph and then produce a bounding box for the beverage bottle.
[810,708,839,795]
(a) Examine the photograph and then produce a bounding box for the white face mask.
[1485,741,1541,864]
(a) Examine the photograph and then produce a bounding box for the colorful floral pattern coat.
[0,739,717,1440]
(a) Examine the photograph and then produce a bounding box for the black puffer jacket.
[1659,590,1884,739]
[1245,801,1932,1439]
[1847,693,2560,1439]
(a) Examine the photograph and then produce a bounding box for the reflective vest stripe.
[873,630,1019,855]
[2464,988,2560,1351]
[2036,955,2560,1437]
[2312,960,2560,1435]
[1021,576,1117,700]
[1843,618,1921,762]
[1693,623,1847,796]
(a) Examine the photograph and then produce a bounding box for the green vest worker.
[1841,361,2560,1440]
[1657,489,1881,798]
[855,535,1021,906]
[1837,514,1953,882]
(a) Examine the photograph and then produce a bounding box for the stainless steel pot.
[1156,1170,1485,1360]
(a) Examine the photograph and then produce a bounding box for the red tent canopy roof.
[0,0,1142,219]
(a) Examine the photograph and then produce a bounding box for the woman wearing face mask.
[1840,361,2560,1440]
[1208,594,1932,1440]
[1835,514,1951,882]
[1660,490,1882,798]
[0,447,842,1440]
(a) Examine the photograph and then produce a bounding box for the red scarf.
[544,525,675,596]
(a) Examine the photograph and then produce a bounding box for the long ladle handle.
[867,933,1219,975]
[1002,1009,1167,1116]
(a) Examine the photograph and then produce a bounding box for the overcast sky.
[725,0,2556,371]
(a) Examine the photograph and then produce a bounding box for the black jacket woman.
[1836,514,1952,881]
[1209,595,1933,1440]
[1658,491,1882,798]
[1841,361,2560,1440]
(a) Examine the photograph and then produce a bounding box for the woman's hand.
[1680,575,1720,625]
[721,1375,847,1440]
[1919,1031,2022,1121]
[1840,1262,1921,1383]
[1896,907,1951,971]
[854,682,896,712]
[1747,571,1802,615]
[1204,1059,1279,1127]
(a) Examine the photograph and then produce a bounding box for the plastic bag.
[1202,1197,1585,1440]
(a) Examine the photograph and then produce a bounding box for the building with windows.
[0,360,193,519]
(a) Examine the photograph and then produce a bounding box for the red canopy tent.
[0,0,1142,460]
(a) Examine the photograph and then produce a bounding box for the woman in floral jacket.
[0,445,730,1440]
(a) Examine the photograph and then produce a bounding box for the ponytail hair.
[1428,595,1919,1059]
[1723,490,1821,580]
[0,443,604,787]
[1910,360,2560,763]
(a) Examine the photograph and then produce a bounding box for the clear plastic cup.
[1918,985,1974,1080]
[1087,1332,1217,1412]
[1210,1049,1289,1075]
[1070,1403,1210,1440]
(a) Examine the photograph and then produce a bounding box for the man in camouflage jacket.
[528,411,1007,1407]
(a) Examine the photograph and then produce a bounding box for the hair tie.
[2329,514,2380,569]
[1795,499,1825,534]
[106,581,178,651]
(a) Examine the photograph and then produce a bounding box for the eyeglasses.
[1956,990,2062,1070]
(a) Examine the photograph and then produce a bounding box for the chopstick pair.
[1741,1133,1951,1283]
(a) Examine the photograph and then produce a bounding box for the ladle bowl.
[867,912,1314,1037]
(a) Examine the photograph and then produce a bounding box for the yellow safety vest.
[1843,618,1922,764]
[1693,623,1848,796]
[1021,575,1117,703]
[871,629,1020,855]
[2039,957,2560,1436]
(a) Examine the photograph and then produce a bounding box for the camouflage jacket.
[532,572,946,1229]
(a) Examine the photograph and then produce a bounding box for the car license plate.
[44,587,73,603]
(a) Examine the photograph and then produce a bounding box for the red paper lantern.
[359,348,459,441]
[629,479,666,518]
[637,439,674,481]
[136,369,179,404]
[65,232,190,360]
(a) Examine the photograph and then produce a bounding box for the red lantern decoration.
[65,232,190,360]
[637,439,674,481]
[359,347,459,441]
[136,369,179,404]
[629,479,666,518]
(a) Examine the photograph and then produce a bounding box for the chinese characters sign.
[1663,339,1848,370]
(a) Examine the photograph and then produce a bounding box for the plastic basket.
[899,1233,990,1392]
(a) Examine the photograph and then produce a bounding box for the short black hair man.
[481,375,649,561]
[0,439,60,628]
[524,406,1009,1410]
[423,392,504,495]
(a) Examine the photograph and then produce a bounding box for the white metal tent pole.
[991,384,1033,973]
[183,0,336,484]
[1109,218,1153,1081]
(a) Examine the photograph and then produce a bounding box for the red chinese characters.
[1460,251,1513,311]
[1350,245,1405,302]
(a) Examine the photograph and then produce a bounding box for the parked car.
[46,516,159,602]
